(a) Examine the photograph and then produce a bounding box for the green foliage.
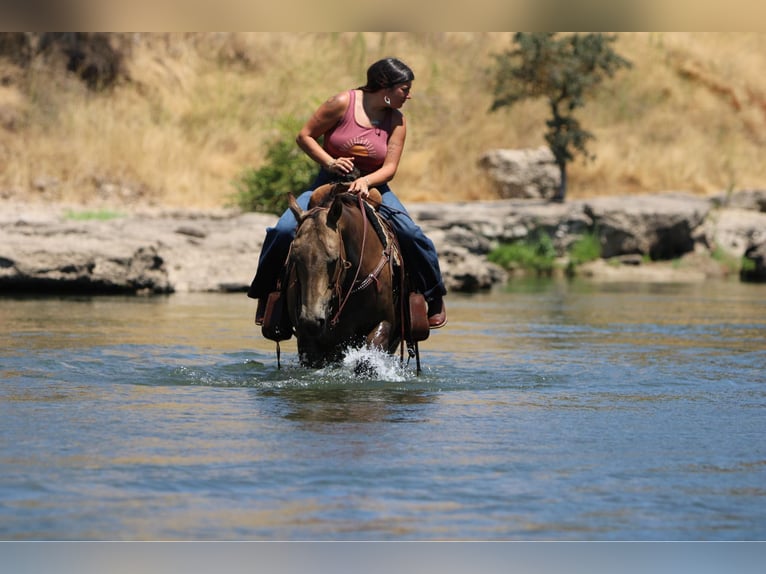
[567,232,602,266]
[488,231,557,274]
[231,118,317,214]
[707,245,741,274]
[64,209,124,221]
[740,257,756,273]
[490,33,632,200]
[491,230,605,277]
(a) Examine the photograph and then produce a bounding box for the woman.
[247,57,447,328]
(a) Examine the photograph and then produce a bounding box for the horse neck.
[337,200,379,272]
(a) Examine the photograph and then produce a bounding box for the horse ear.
[288,193,303,221]
[326,195,343,229]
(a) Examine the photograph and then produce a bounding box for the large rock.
[705,208,766,258]
[0,218,172,293]
[0,242,169,294]
[583,193,711,259]
[0,204,270,294]
[477,147,560,200]
[424,227,507,292]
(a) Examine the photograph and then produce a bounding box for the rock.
[0,239,171,294]
[706,208,766,258]
[174,225,207,239]
[0,204,271,295]
[711,188,766,212]
[439,244,508,292]
[1,189,764,296]
[584,193,711,259]
[477,147,560,200]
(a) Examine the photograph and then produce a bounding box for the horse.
[281,183,425,371]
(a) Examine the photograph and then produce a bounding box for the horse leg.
[366,321,393,351]
[348,320,392,377]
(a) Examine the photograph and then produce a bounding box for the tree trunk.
[553,161,567,203]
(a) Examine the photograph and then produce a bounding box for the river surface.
[1,279,764,540]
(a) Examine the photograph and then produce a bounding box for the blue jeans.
[247,173,447,302]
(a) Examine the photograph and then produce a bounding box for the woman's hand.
[348,176,370,199]
[326,156,355,176]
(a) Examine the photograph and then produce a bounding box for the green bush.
[231,118,317,214]
[488,231,557,274]
[568,232,602,266]
[740,256,756,273]
[710,245,742,274]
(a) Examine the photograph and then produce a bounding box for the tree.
[490,33,631,202]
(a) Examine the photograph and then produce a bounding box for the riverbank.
[1,189,765,295]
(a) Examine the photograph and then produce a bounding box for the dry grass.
[1,32,766,209]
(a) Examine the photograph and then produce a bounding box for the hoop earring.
[384,96,391,106]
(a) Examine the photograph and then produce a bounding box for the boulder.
[583,193,711,260]
[0,205,270,295]
[705,208,766,258]
[477,147,560,200]
[441,245,508,292]
[0,234,171,294]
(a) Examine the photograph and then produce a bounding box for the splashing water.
[339,346,411,382]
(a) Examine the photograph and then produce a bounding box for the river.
[1,278,764,540]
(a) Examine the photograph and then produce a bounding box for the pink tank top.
[324,90,392,175]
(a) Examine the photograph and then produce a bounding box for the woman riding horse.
[247,57,447,329]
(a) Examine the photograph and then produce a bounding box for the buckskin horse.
[262,182,429,373]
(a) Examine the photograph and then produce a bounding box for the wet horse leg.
[366,321,393,351]
[352,321,394,376]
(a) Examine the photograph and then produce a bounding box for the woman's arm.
[296,91,354,175]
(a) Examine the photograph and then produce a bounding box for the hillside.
[1,32,766,209]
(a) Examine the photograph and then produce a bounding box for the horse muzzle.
[298,316,327,336]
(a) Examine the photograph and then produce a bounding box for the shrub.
[231,118,317,214]
[711,245,742,274]
[568,232,602,266]
[488,231,557,274]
